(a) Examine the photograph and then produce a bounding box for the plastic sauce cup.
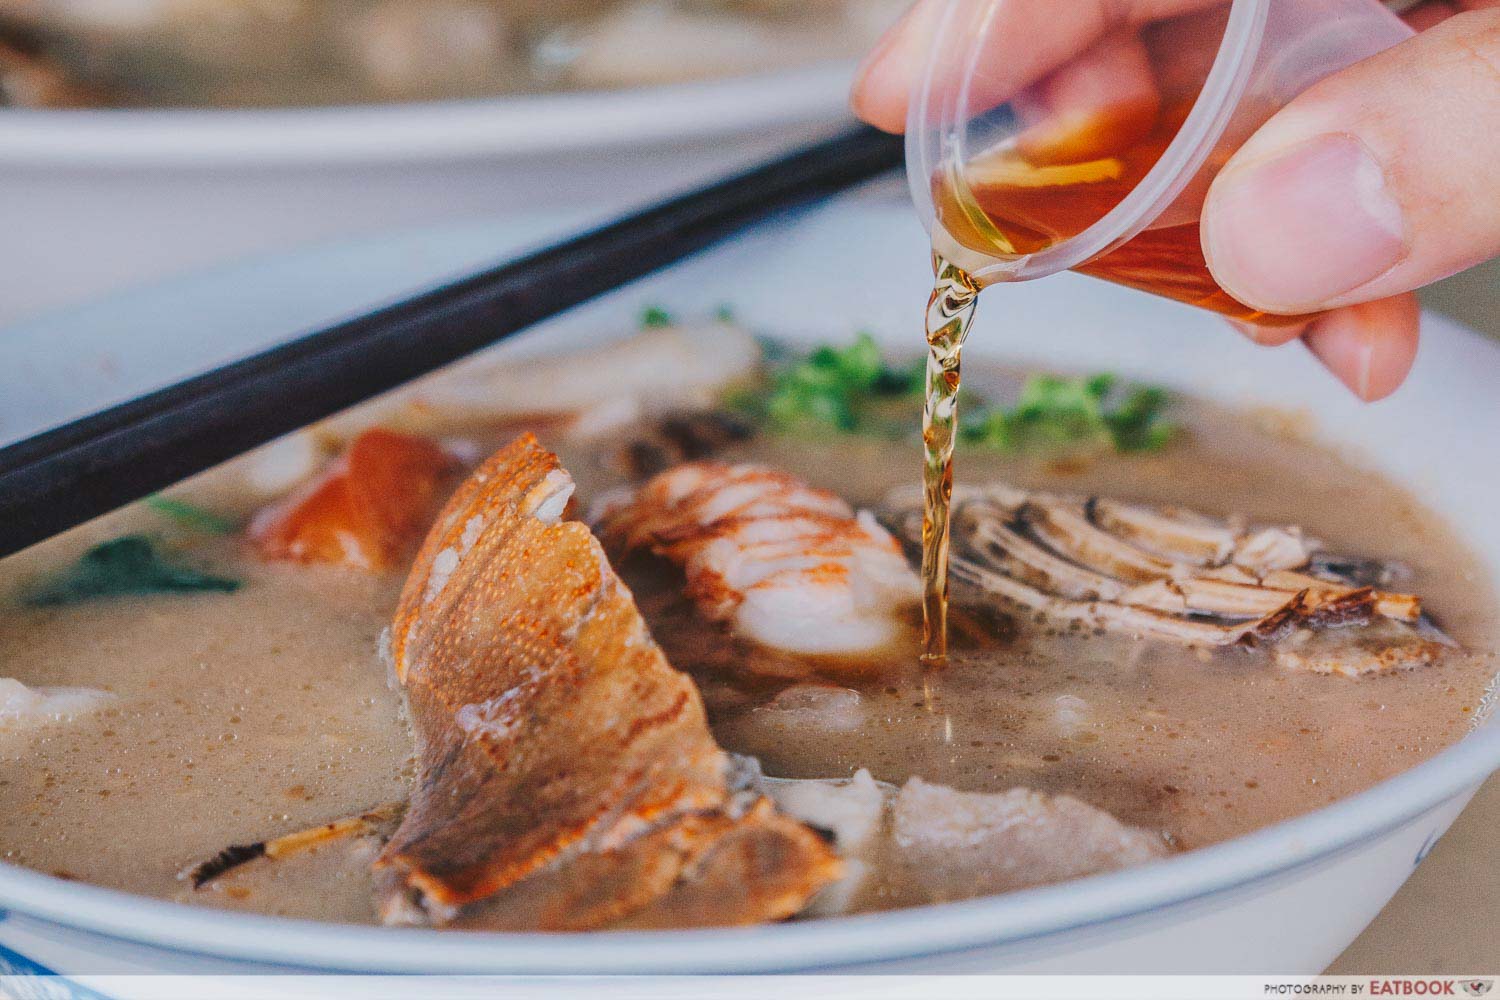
[906,0,1414,322]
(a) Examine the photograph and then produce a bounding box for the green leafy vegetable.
[739,333,925,434]
[962,374,1175,454]
[25,536,241,607]
[640,305,674,328]
[714,303,736,323]
[873,357,928,397]
[145,495,237,535]
[730,332,1174,454]
[1102,385,1175,452]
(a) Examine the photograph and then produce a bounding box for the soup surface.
[0,328,1494,924]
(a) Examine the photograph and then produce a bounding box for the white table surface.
[1330,259,1500,974]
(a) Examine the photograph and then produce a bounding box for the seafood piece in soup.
[760,767,891,916]
[890,779,1169,902]
[313,321,761,445]
[750,767,1169,913]
[0,678,111,731]
[250,429,453,571]
[376,434,840,930]
[599,462,920,656]
[885,482,1450,675]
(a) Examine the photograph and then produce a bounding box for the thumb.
[1201,9,1500,316]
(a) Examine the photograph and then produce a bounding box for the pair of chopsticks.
[0,125,904,559]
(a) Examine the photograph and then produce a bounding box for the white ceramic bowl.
[1,198,1497,977]
[0,61,861,167]
[0,64,858,325]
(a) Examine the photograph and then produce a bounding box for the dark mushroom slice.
[1087,497,1241,567]
[961,506,1125,602]
[1019,501,1181,584]
[949,554,1302,646]
[1017,498,1420,622]
[887,480,1450,674]
[612,410,755,479]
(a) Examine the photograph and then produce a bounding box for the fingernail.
[1303,299,1421,402]
[1204,134,1407,313]
[1307,321,1379,400]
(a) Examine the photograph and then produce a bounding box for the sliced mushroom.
[887,482,1449,675]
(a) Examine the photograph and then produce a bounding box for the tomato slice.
[251,429,453,570]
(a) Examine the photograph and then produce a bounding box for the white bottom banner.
[2,975,1495,1000]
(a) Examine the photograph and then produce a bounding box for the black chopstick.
[0,124,904,559]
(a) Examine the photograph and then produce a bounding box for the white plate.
[0,197,1497,976]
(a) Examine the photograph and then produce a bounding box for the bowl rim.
[0,61,858,168]
[1,720,1495,973]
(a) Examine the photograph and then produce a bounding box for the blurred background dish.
[0,0,908,107]
[0,3,906,325]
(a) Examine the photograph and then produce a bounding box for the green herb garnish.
[25,536,241,607]
[1101,385,1175,452]
[640,305,674,328]
[742,333,924,434]
[730,332,1174,453]
[145,495,237,535]
[714,303,736,323]
[962,374,1175,454]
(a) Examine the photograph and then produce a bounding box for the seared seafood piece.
[886,483,1448,676]
[598,463,920,656]
[375,434,839,929]
[250,429,454,571]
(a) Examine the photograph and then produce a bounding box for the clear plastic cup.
[906,0,1414,324]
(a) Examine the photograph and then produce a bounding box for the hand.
[853,0,1500,401]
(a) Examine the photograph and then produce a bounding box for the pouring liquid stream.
[920,254,981,666]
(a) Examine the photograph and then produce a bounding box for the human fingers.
[1202,8,1500,316]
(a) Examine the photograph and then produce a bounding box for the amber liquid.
[933,101,1313,328]
[920,255,981,666]
[919,103,1319,662]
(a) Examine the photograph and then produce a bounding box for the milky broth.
[0,360,1494,922]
